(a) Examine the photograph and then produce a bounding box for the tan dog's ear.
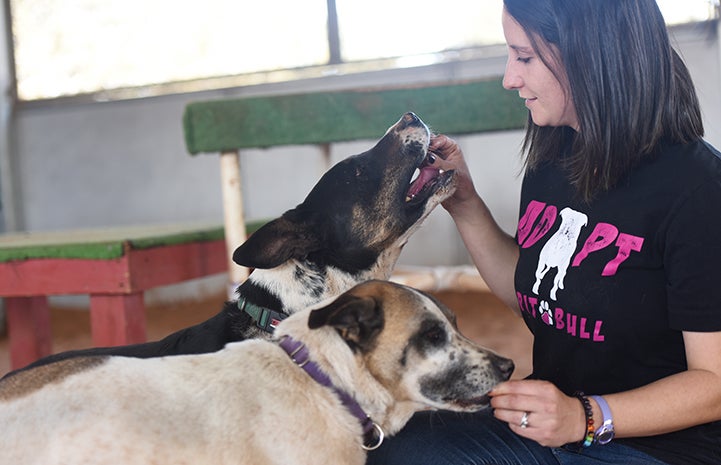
[308,294,384,352]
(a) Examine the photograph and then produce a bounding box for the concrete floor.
[0,290,533,380]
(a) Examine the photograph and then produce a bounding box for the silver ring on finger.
[520,411,530,429]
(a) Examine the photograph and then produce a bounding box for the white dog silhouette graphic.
[532,207,588,300]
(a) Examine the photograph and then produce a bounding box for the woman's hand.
[490,380,587,447]
[428,134,478,215]
[428,134,522,310]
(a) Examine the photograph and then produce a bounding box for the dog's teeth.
[405,195,413,202]
[410,168,420,184]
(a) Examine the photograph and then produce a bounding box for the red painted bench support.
[5,296,52,369]
[90,293,146,348]
[0,236,228,370]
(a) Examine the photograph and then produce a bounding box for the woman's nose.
[503,60,522,90]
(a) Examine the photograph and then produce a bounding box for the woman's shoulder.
[645,138,721,180]
[640,139,721,219]
[659,137,721,166]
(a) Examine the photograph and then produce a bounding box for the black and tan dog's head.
[286,280,513,436]
[232,113,456,275]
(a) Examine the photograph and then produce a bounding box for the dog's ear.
[308,294,384,352]
[232,217,321,269]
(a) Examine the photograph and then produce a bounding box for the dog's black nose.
[492,354,515,380]
[400,112,422,128]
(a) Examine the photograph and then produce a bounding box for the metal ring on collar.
[520,411,530,429]
[361,423,386,451]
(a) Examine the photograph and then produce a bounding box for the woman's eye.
[517,57,532,64]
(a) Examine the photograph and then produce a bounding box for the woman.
[367,0,721,464]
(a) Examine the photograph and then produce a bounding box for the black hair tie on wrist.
[574,391,595,448]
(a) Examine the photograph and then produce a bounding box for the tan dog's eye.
[411,319,449,353]
[422,326,446,345]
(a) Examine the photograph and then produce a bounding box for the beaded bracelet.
[574,391,595,447]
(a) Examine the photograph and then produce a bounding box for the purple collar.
[278,335,384,450]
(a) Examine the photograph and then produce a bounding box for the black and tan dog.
[0,280,514,465]
[4,112,456,376]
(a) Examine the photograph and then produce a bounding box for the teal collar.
[238,297,287,333]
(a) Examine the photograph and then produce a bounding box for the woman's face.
[501,9,579,131]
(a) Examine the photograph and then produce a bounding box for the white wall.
[2,22,719,303]
[0,0,13,234]
[672,22,721,147]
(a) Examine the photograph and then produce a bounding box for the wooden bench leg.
[89,293,147,347]
[6,296,52,370]
[220,150,249,295]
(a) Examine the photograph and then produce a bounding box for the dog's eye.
[411,319,449,352]
[422,327,446,345]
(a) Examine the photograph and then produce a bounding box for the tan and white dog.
[0,280,513,465]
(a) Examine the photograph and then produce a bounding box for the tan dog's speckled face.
[307,281,514,414]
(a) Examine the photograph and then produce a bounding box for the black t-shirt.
[514,139,721,464]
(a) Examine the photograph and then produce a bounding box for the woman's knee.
[366,410,552,465]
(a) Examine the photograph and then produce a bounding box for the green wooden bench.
[0,222,261,370]
[0,223,225,369]
[1,77,525,371]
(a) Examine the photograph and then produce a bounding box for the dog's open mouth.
[405,151,445,203]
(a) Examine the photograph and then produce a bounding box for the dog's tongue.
[407,166,440,198]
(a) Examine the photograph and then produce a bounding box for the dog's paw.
[539,300,553,326]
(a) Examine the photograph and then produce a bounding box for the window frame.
[4,0,718,106]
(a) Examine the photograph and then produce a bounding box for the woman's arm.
[489,330,721,447]
[429,135,521,311]
[607,330,721,437]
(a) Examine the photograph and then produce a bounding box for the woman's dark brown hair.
[504,0,704,201]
